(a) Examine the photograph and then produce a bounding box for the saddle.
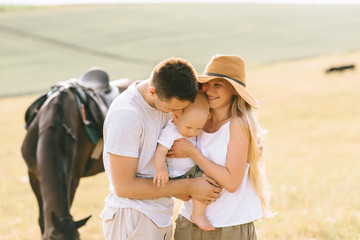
[25,68,120,144]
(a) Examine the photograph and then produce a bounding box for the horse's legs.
[67,125,92,206]
[28,170,44,233]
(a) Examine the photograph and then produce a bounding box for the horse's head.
[44,212,91,240]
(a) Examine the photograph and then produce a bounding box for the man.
[101,57,221,240]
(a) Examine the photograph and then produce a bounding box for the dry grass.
[1,50,360,239]
[249,51,360,240]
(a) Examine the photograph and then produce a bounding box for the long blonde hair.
[231,94,273,217]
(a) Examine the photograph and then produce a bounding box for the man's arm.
[109,153,221,203]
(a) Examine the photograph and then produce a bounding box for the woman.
[170,55,272,239]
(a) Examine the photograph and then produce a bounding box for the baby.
[153,92,215,231]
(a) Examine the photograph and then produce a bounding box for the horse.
[21,68,135,240]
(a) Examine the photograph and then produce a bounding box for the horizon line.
[1,0,360,6]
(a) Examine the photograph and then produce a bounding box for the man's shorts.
[101,206,172,240]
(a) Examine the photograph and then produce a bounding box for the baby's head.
[174,92,209,138]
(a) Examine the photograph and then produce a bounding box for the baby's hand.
[153,169,169,187]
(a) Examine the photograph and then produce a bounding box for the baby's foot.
[190,214,215,231]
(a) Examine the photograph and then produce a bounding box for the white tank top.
[178,121,263,227]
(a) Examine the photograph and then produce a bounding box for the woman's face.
[201,79,235,110]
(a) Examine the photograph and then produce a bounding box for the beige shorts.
[101,206,172,240]
[174,214,257,240]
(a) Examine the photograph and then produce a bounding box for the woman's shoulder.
[229,116,248,135]
[230,116,246,127]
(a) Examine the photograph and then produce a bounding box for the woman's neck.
[210,106,231,123]
[205,106,232,133]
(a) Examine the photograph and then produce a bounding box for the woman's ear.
[232,93,237,100]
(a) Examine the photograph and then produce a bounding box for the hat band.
[203,72,246,87]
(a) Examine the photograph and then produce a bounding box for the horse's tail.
[24,93,48,130]
[21,112,40,172]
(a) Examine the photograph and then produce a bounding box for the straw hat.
[198,55,260,109]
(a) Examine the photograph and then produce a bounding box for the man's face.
[154,96,191,116]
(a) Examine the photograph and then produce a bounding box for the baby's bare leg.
[190,199,215,231]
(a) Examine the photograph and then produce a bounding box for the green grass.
[1,50,360,239]
[1,3,360,96]
[0,5,41,11]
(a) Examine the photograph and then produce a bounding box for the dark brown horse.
[21,68,134,240]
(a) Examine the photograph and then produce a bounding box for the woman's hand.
[190,175,221,204]
[167,138,197,158]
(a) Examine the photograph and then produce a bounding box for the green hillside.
[1,3,360,96]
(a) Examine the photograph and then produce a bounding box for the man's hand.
[173,193,191,201]
[109,153,220,201]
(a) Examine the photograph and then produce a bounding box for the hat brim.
[198,75,260,109]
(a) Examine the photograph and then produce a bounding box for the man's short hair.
[151,57,198,102]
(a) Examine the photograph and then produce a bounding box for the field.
[1,3,360,240]
[1,49,360,239]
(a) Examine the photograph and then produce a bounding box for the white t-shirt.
[157,120,196,178]
[102,81,173,227]
[179,121,263,227]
